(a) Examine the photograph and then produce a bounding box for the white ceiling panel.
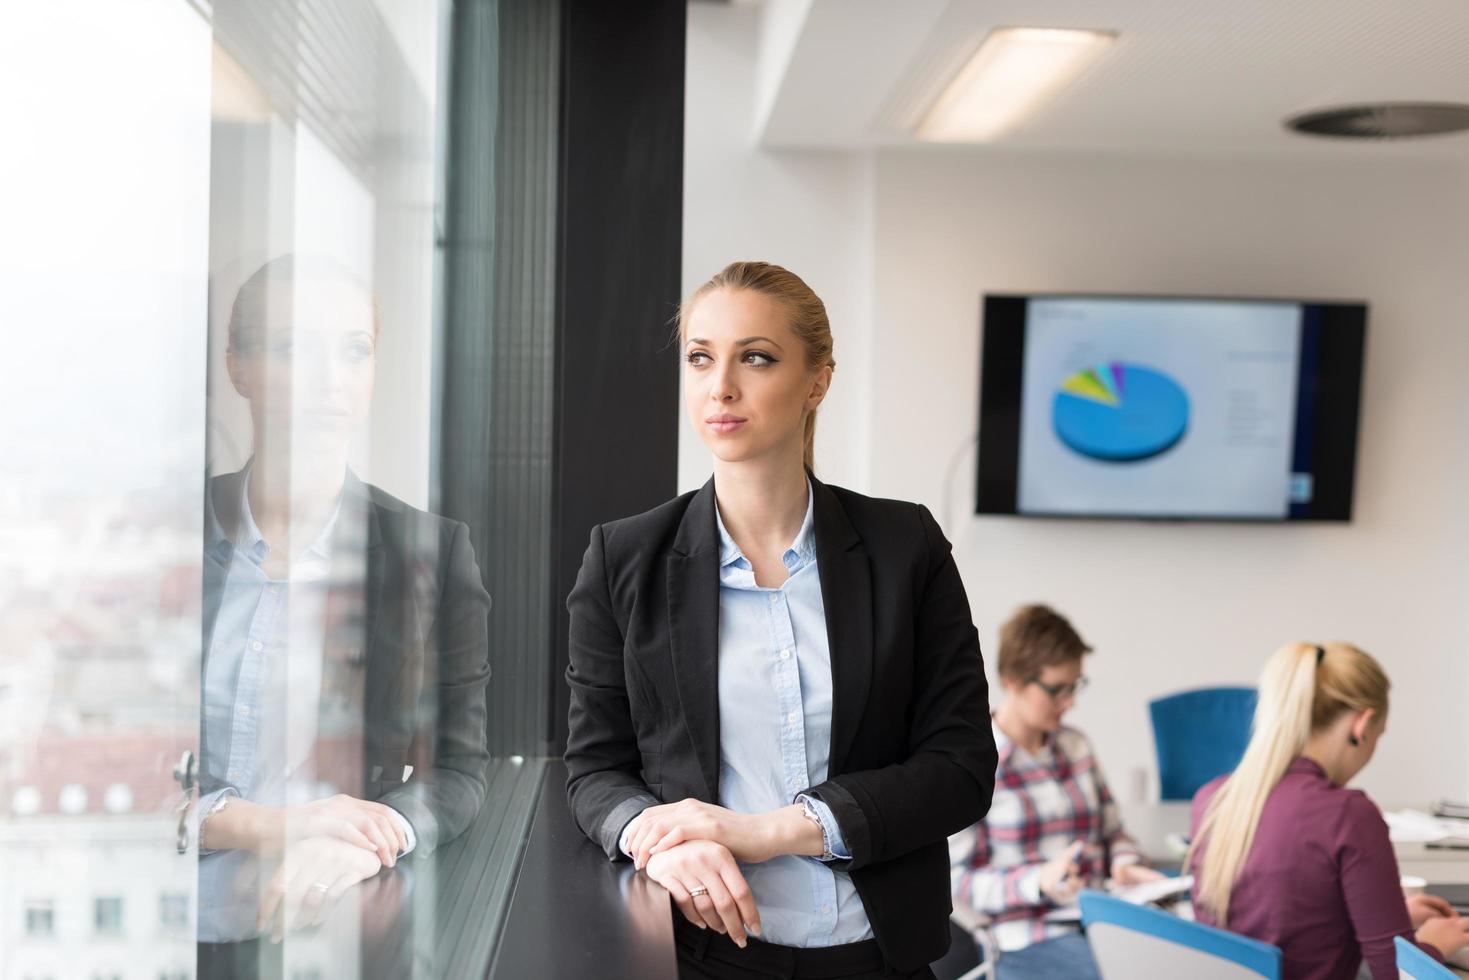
[757,0,1469,157]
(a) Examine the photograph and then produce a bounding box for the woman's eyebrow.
[685,336,784,350]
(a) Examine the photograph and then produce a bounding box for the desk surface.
[1120,801,1469,884]
[488,760,678,980]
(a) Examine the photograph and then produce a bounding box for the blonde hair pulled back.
[678,261,835,471]
[1188,642,1389,925]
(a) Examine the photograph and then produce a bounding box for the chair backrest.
[1396,936,1456,979]
[1080,890,1281,980]
[1150,687,1258,801]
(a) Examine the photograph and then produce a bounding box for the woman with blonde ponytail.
[1188,643,1469,978]
[564,261,998,978]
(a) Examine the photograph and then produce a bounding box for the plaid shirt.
[949,721,1139,952]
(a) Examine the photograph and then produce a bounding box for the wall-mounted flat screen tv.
[976,294,1366,521]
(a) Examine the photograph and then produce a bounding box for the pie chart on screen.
[1052,362,1190,462]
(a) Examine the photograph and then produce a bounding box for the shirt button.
[250,640,263,652]
[227,769,240,780]
[787,710,799,724]
[779,649,792,661]
[237,705,250,717]
[821,905,831,915]
[769,595,779,605]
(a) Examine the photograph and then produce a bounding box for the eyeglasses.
[1029,676,1088,701]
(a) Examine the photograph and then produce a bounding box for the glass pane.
[200,0,463,976]
[0,2,210,979]
[5,1,551,975]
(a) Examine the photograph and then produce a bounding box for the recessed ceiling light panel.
[916,27,1116,143]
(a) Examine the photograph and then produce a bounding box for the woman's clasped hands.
[623,798,826,949]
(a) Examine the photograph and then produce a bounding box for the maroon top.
[1190,757,1442,980]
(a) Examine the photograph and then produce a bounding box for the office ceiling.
[759,0,1469,157]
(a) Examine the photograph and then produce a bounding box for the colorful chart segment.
[1053,362,1190,462]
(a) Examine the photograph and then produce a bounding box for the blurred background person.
[949,603,1163,980]
[1188,642,1469,979]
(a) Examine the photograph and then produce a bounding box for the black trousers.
[673,916,937,980]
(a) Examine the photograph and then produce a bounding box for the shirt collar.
[1289,756,1329,780]
[991,714,1056,768]
[713,479,816,570]
[206,459,341,566]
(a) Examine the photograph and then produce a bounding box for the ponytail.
[1187,642,1389,925]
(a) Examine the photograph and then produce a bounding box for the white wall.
[685,3,1469,805]
[868,150,1469,804]
[681,2,874,494]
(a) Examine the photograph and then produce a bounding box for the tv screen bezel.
[975,292,1366,523]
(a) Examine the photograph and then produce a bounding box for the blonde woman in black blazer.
[565,261,997,979]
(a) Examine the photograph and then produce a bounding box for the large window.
[3,1,682,976]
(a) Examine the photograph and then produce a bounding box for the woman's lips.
[706,415,747,434]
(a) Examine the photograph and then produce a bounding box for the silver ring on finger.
[688,886,709,898]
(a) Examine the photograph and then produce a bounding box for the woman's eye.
[743,351,775,366]
[685,351,711,366]
[346,343,375,362]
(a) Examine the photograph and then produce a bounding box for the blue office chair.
[1396,935,1457,978]
[1150,687,1257,801]
[1080,890,1281,979]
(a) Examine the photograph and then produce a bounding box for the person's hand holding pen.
[1112,860,1167,887]
[1038,840,1086,904]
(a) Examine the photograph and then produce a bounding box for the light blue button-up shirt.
[196,467,412,942]
[711,484,872,947]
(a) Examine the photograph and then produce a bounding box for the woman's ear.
[1349,708,1375,747]
[807,365,833,409]
[226,349,249,399]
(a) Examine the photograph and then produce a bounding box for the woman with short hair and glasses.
[948,604,1162,980]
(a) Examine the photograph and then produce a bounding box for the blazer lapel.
[201,469,250,666]
[667,479,722,802]
[811,476,873,778]
[320,476,379,791]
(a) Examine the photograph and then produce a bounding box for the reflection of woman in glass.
[196,256,490,967]
[565,261,998,979]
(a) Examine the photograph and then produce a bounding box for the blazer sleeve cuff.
[801,778,869,871]
[377,789,441,857]
[599,793,660,861]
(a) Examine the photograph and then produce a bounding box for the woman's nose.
[709,365,737,401]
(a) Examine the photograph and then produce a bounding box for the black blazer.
[564,476,997,971]
[202,468,491,855]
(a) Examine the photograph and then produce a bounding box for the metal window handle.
[173,750,197,855]
[173,750,196,792]
[175,795,192,855]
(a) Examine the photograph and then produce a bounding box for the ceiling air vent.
[1287,102,1469,139]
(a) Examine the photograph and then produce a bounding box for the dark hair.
[997,604,1092,681]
